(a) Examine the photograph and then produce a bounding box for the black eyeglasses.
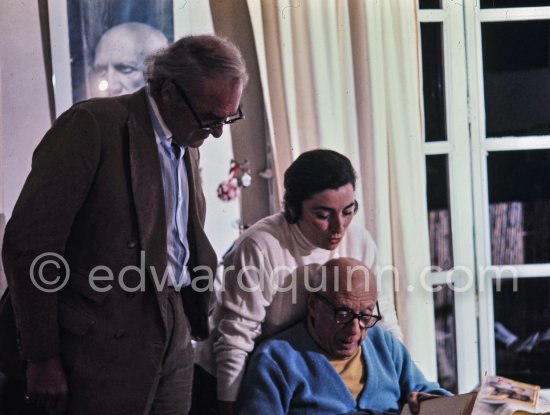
[172,82,244,132]
[314,293,382,329]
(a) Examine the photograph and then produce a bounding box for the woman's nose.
[330,216,344,233]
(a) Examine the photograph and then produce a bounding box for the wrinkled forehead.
[323,266,377,303]
[328,288,378,307]
[326,263,376,291]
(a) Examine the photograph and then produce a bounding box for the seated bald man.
[236,257,451,415]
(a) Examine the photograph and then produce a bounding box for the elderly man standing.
[1,34,247,415]
[236,258,451,415]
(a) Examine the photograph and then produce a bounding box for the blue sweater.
[236,323,450,414]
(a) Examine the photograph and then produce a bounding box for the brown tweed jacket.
[0,88,217,413]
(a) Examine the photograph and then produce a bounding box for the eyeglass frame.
[171,81,244,132]
[314,293,382,329]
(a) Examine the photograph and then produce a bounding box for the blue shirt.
[146,88,190,287]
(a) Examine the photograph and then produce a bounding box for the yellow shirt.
[307,317,366,400]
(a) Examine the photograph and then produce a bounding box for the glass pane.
[493,277,550,388]
[426,155,454,270]
[434,284,458,393]
[481,0,550,7]
[482,21,550,137]
[488,150,550,265]
[421,23,447,142]
[419,0,442,8]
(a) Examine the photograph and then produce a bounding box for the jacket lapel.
[184,148,216,271]
[127,89,167,276]
[182,148,217,339]
[184,149,205,229]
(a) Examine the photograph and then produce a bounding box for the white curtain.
[247,0,437,378]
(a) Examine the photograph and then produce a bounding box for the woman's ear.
[288,207,297,221]
[285,203,298,223]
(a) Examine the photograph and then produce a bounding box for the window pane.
[482,21,550,137]
[434,284,458,393]
[493,277,550,388]
[427,155,454,270]
[421,23,447,142]
[488,150,550,264]
[419,0,442,8]
[481,0,550,7]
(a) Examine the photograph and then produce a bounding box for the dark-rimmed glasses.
[314,293,382,329]
[172,82,244,132]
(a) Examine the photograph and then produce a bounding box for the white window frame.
[419,0,479,393]
[464,1,550,383]
[419,0,550,393]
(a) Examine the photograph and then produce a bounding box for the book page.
[479,375,539,408]
[474,386,550,415]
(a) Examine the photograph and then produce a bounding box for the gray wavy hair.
[144,34,248,95]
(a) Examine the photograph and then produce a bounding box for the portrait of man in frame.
[67,0,174,103]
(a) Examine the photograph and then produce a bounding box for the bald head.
[88,22,168,97]
[98,22,167,51]
[321,257,377,297]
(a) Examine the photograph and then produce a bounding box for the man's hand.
[218,400,236,415]
[26,356,68,415]
[407,392,441,415]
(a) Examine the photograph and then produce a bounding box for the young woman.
[193,149,402,415]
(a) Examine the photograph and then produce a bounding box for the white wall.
[0,0,51,218]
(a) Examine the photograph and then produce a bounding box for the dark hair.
[144,34,248,96]
[283,149,357,223]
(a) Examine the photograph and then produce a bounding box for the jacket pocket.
[58,301,95,336]
[58,301,94,374]
[67,270,111,304]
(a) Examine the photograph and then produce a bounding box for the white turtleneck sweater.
[195,212,402,402]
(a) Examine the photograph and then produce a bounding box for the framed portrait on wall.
[67,0,174,103]
[48,0,215,116]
